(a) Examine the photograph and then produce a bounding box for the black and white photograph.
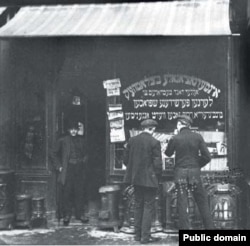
[0,0,249,245]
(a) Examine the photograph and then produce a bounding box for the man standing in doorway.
[123,119,163,244]
[51,121,88,226]
[165,115,214,230]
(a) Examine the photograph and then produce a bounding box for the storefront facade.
[0,0,249,229]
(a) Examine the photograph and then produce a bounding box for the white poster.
[103,78,121,89]
[107,87,120,97]
[110,127,126,143]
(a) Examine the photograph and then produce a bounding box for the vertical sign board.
[103,78,125,143]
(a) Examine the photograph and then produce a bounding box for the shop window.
[105,74,228,174]
[114,143,126,170]
[15,80,46,170]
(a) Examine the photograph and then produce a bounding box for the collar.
[180,127,190,133]
[141,131,152,136]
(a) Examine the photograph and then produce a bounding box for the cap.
[140,119,158,127]
[177,115,193,125]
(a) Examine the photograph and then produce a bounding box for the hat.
[66,120,79,130]
[140,119,158,127]
[177,115,193,125]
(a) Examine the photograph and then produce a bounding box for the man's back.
[123,132,162,187]
[164,115,215,230]
[165,127,211,168]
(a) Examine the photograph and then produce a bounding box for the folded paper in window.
[108,111,124,121]
[109,104,122,112]
[103,78,121,89]
[107,88,120,97]
[110,127,126,142]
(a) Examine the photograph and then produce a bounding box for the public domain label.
[179,230,249,245]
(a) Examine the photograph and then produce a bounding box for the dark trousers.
[63,163,87,219]
[134,185,157,241]
[174,167,215,230]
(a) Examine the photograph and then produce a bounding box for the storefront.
[0,0,249,229]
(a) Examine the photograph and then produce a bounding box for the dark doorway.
[58,86,106,202]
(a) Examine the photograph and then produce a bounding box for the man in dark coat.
[165,115,214,230]
[123,119,162,244]
[51,121,88,226]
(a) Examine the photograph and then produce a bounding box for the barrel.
[98,185,121,232]
[32,197,46,218]
[15,194,32,228]
[31,197,47,228]
[0,170,15,229]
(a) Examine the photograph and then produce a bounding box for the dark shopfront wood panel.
[0,40,16,170]
[14,173,55,217]
[0,38,60,213]
[0,37,108,213]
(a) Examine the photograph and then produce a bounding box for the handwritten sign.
[124,111,224,121]
[110,119,124,128]
[110,128,125,142]
[109,104,122,111]
[122,74,221,100]
[107,87,120,97]
[121,74,225,126]
[108,111,124,120]
[103,78,121,89]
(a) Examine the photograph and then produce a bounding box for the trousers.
[62,163,87,219]
[174,167,215,230]
[134,185,157,241]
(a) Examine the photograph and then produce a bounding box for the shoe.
[63,219,70,226]
[63,216,70,226]
[134,235,141,241]
[80,215,89,223]
[140,236,161,244]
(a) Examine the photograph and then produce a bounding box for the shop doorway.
[57,86,106,203]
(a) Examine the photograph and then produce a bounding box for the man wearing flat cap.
[165,115,214,230]
[123,119,162,244]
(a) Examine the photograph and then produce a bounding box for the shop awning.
[0,0,231,37]
[0,7,6,16]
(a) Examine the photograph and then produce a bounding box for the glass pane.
[114,143,126,170]
[121,73,228,172]
[16,80,46,170]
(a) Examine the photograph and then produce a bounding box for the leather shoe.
[134,235,141,241]
[140,236,161,244]
[63,219,70,226]
[80,215,89,223]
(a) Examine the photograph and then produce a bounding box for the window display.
[109,73,228,173]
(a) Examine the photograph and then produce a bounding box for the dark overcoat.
[165,127,211,169]
[123,132,162,188]
[51,135,87,185]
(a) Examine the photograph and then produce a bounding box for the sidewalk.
[0,219,179,245]
[0,222,179,245]
[0,198,179,245]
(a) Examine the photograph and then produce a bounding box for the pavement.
[0,199,179,245]
[0,219,179,245]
